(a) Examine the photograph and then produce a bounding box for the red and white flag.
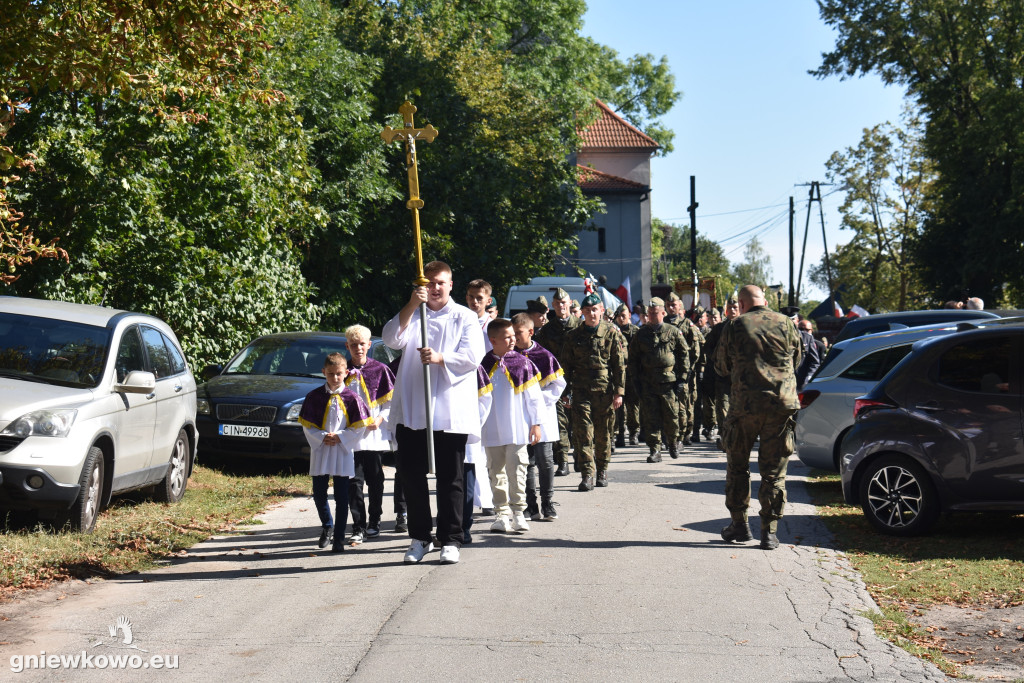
[613,276,632,308]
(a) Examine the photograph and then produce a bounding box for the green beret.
[581,293,602,308]
[648,297,665,308]
[552,287,570,301]
[614,303,629,315]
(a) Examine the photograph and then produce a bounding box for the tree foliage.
[809,111,933,312]
[814,0,1024,305]
[651,219,736,303]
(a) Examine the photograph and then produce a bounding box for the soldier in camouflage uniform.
[708,297,739,451]
[628,298,689,462]
[560,293,626,491]
[613,303,641,447]
[534,287,580,477]
[714,285,802,550]
[664,293,703,446]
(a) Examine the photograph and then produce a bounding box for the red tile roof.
[577,165,649,192]
[580,100,660,151]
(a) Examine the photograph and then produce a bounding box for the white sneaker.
[403,540,433,564]
[489,516,512,533]
[512,513,530,532]
[439,545,460,564]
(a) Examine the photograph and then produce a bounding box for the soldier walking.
[613,303,641,447]
[714,285,802,550]
[534,287,581,477]
[664,293,702,446]
[628,298,689,462]
[560,293,626,491]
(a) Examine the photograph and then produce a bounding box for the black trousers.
[349,451,384,531]
[396,425,467,548]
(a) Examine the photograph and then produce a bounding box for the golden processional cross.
[380,101,440,473]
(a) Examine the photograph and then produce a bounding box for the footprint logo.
[108,616,134,645]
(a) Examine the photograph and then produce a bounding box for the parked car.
[0,297,198,532]
[832,308,998,344]
[196,331,397,459]
[839,326,1024,535]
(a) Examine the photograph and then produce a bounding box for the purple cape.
[481,351,540,395]
[477,365,493,397]
[345,357,396,409]
[298,385,371,431]
[517,342,563,388]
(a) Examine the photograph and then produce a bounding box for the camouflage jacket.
[535,314,581,366]
[701,320,729,382]
[628,323,689,391]
[560,320,627,395]
[714,305,802,414]
[666,314,703,374]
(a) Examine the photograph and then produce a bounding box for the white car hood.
[0,377,96,425]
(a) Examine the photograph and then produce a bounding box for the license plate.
[219,424,270,438]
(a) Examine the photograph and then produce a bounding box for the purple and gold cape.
[517,342,563,389]
[477,365,493,398]
[344,357,396,409]
[481,351,540,395]
[298,385,371,431]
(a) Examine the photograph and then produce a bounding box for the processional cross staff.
[380,101,440,474]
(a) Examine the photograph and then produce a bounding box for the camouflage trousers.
[676,380,696,438]
[722,409,796,533]
[640,385,678,449]
[571,390,616,478]
[615,396,641,440]
[701,385,717,430]
[714,382,731,441]
[553,397,573,468]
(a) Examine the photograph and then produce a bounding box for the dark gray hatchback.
[839,326,1024,535]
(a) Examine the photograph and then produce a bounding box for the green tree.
[1,0,286,284]
[651,219,735,305]
[809,112,932,311]
[731,236,774,298]
[814,0,1024,306]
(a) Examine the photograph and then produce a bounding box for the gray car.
[796,317,1024,471]
[839,326,1024,535]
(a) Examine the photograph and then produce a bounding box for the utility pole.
[688,176,698,307]
[788,196,794,307]
[794,181,833,306]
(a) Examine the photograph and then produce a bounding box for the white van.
[502,277,622,317]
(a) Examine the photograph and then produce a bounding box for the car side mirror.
[115,370,157,394]
[202,364,223,381]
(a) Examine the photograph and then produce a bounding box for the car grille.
[0,435,25,453]
[215,404,278,423]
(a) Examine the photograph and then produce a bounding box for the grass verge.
[806,469,1024,676]
[0,464,308,599]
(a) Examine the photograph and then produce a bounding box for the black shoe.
[629,434,638,446]
[692,432,701,443]
[646,448,662,463]
[480,507,494,516]
[348,530,365,545]
[720,521,753,543]
[668,443,678,459]
[542,502,558,520]
[615,435,626,448]
[526,505,541,522]
[682,436,692,446]
[595,471,608,487]
[463,530,473,544]
[716,437,724,452]
[760,529,779,550]
[366,520,380,538]
[330,543,345,553]
[394,514,408,534]
[555,463,570,477]
[317,526,333,549]
[578,476,595,492]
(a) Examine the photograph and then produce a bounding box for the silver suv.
[0,297,197,531]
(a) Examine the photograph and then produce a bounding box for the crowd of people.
[298,262,805,563]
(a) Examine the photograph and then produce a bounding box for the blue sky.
[582,0,908,302]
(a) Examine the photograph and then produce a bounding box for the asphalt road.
[0,439,949,682]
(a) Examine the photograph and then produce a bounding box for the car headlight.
[2,409,78,438]
[285,403,303,422]
[197,398,211,415]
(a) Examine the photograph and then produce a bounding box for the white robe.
[303,391,365,477]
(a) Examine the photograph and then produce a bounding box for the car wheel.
[57,446,105,533]
[858,455,939,535]
[154,429,190,504]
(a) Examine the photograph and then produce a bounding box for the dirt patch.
[916,603,1024,680]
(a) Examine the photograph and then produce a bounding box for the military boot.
[760,529,779,550]
[595,470,608,487]
[646,446,662,463]
[629,433,638,446]
[682,435,692,446]
[667,442,678,459]
[615,433,626,448]
[578,476,595,492]
[720,520,753,543]
[555,462,570,477]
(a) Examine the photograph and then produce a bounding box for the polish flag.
[584,273,596,295]
[614,276,632,308]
